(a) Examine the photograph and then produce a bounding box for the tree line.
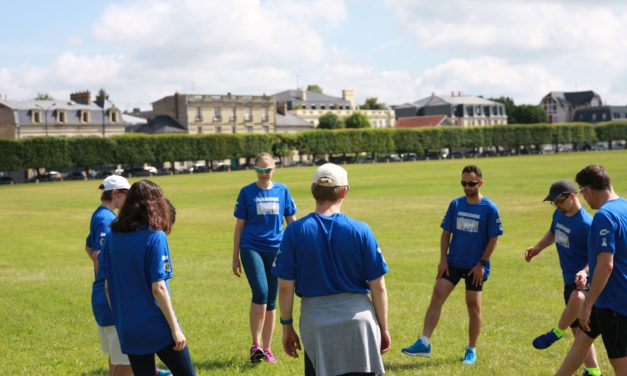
[0,122,625,173]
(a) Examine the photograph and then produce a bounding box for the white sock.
[420,335,430,345]
[467,346,476,351]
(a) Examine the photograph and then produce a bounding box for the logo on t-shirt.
[599,229,610,236]
[162,255,171,273]
[456,211,480,233]
[256,197,280,215]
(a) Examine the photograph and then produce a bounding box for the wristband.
[280,318,293,325]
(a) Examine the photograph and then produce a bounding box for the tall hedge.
[21,137,71,171]
[0,139,25,171]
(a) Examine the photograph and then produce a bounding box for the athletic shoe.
[156,369,172,376]
[250,344,265,363]
[462,347,477,365]
[263,349,277,364]
[532,329,563,349]
[401,338,431,357]
[582,369,603,376]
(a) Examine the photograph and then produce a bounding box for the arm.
[437,230,452,279]
[368,276,390,354]
[232,219,245,277]
[104,279,111,309]
[285,215,296,225]
[278,278,301,358]
[524,230,555,262]
[579,252,614,331]
[152,280,187,351]
[469,236,499,286]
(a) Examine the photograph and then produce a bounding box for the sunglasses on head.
[255,167,273,174]
[461,180,479,187]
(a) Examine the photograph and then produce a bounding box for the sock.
[585,367,601,376]
[466,347,476,352]
[420,335,430,345]
[552,326,565,338]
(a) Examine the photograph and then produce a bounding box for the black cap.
[544,180,577,202]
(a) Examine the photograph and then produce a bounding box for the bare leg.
[250,303,267,344]
[466,291,482,348]
[555,329,595,376]
[559,290,585,330]
[608,356,627,376]
[262,309,276,350]
[422,278,456,338]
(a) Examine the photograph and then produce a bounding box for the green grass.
[1,151,626,375]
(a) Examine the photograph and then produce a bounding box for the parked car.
[0,176,15,185]
[29,171,63,182]
[213,163,230,172]
[65,171,87,180]
[95,170,114,179]
[401,153,418,161]
[122,167,152,178]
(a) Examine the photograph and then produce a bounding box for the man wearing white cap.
[86,175,133,375]
[273,163,390,375]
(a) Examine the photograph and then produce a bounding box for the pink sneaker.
[250,343,264,363]
[263,349,276,364]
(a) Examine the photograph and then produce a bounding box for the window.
[57,110,66,123]
[32,110,41,123]
[244,106,252,121]
[246,125,253,133]
[613,112,620,119]
[602,113,607,120]
[213,107,221,121]
[230,106,236,121]
[216,126,222,133]
[262,107,269,121]
[466,106,474,116]
[232,126,237,134]
[195,107,203,122]
[197,127,202,134]
[80,110,90,123]
[476,106,482,116]
[109,111,119,123]
[263,125,270,133]
[592,113,597,121]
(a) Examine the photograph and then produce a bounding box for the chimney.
[298,88,307,101]
[342,89,355,109]
[70,90,91,105]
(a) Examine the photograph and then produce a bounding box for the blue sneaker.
[156,369,172,376]
[401,338,431,357]
[532,329,563,349]
[462,347,477,365]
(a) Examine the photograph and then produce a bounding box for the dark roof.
[273,89,350,106]
[563,91,597,106]
[133,115,187,134]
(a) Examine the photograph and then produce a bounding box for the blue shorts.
[240,248,278,310]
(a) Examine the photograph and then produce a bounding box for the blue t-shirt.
[101,228,176,355]
[272,212,389,297]
[588,197,627,316]
[234,182,297,252]
[550,207,592,285]
[86,205,116,327]
[441,196,503,275]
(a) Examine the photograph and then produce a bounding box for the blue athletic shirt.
[441,196,503,276]
[550,207,592,285]
[272,212,389,297]
[587,197,627,316]
[234,182,297,252]
[101,228,176,355]
[86,205,116,327]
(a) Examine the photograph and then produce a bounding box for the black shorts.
[563,283,588,329]
[582,306,627,359]
[441,265,485,292]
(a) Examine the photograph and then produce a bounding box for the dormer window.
[80,110,90,123]
[109,110,119,123]
[32,110,42,123]
[57,110,66,123]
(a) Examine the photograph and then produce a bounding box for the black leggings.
[128,344,195,376]
[304,352,375,376]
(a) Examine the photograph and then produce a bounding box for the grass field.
[1,150,626,375]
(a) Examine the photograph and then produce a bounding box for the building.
[0,91,126,139]
[273,88,396,128]
[540,90,602,123]
[574,106,627,123]
[151,93,276,134]
[129,115,187,134]
[276,113,314,133]
[395,115,449,128]
[394,93,508,126]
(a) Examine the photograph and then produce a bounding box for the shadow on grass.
[194,358,258,371]
[386,355,460,371]
[81,369,107,376]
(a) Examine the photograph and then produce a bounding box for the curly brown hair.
[111,180,171,234]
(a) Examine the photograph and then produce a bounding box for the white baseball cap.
[312,163,349,187]
[101,175,131,191]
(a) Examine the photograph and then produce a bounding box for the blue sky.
[2,0,626,110]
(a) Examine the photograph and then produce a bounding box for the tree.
[344,112,371,128]
[318,112,344,129]
[34,93,53,100]
[95,88,109,108]
[306,84,323,94]
[360,97,386,110]
[515,104,548,124]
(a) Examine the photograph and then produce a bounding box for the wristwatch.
[479,259,488,266]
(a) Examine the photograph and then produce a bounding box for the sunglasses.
[461,180,480,187]
[255,167,273,174]
[551,194,569,206]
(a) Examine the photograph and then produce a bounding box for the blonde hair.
[254,152,274,166]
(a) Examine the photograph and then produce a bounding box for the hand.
[578,303,592,332]
[468,263,484,287]
[91,250,100,272]
[436,260,449,280]
[282,325,301,358]
[232,257,242,277]
[524,246,539,262]
[574,270,588,290]
[171,328,187,351]
[380,329,391,354]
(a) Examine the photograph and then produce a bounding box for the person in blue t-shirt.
[85,175,132,375]
[524,180,602,376]
[556,165,627,376]
[102,180,195,376]
[402,165,503,365]
[273,163,390,376]
[232,152,297,364]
